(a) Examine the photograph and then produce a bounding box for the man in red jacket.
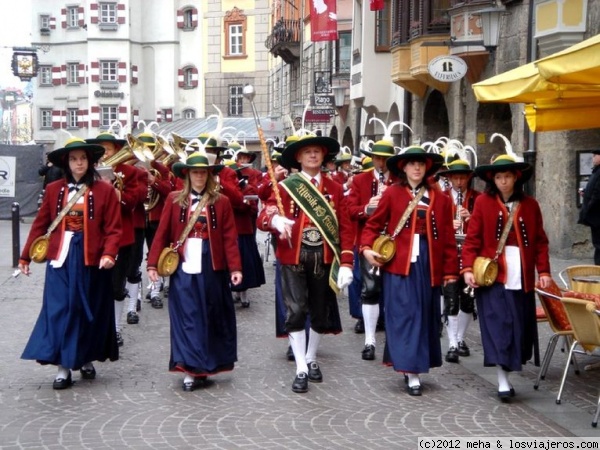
[257,134,354,394]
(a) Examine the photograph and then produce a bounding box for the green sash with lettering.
[281,173,341,294]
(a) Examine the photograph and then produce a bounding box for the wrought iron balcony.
[265,19,301,64]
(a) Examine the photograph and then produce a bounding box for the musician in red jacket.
[346,142,396,361]
[147,151,242,392]
[87,132,143,346]
[257,134,354,394]
[19,138,121,389]
[462,154,551,401]
[361,146,458,396]
[437,159,481,364]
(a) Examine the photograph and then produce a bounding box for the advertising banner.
[310,0,338,42]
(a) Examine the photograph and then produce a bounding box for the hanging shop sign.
[428,55,468,82]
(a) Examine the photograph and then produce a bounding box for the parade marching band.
[18,117,551,400]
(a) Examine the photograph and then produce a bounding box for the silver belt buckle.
[301,227,323,246]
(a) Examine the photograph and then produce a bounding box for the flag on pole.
[370,0,385,11]
[310,0,338,42]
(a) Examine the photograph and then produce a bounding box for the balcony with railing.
[265,19,302,64]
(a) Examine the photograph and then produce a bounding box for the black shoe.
[307,361,323,383]
[126,311,139,324]
[80,365,96,380]
[151,296,163,309]
[407,385,422,396]
[292,372,309,393]
[354,319,365,334]
[241,300,250,308]
[498,390,512,402]
[286,345,295,361]
[362,344,376,361]
[445,347,459,363]
[145,291,152,301]
[116,332,124,347]
[182,376,207,392]
[53,371,73,390]
[376,319,385,332]
[457,340,470,357]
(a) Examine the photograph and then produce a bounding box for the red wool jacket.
[20,179,122,266]
[461,193,551,293]
[147,192,241,273]
[360,184,458,286]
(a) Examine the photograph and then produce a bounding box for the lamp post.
[332,84,348,122]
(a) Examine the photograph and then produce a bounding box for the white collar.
[301,171,322,185]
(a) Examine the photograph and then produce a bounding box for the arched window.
[224,7,247,59]
[178,66,198,89]
[182,109,196,119]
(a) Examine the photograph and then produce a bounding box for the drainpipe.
[403,90,412,146]
[524,0,536,196]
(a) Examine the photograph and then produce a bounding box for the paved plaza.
[0,219,599,449]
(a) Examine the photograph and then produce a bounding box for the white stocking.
[446,315,458,348]
[126,282,139,313]
[457,310,472,342]
[362,304,379,346]
[114,300,124,331]
[305,328,321,363]
[289,331,308,375]
[407,373,421,388]
[497,366,511,392]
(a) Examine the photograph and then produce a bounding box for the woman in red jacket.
[462,154,551,401]
[361,146,458,396]
[147,151,242,392]
[19,138,122,389]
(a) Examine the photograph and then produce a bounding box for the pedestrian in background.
[578,149,600,264]
[147,151,242,392]
[19,138,122,389]
[462,154,551,402]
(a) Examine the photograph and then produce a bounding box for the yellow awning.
[536,34,600,85]
[472,62,600,103]
[524,98,600,132]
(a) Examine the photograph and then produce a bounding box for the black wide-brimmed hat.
[85,132,127,148]
[171,152,223,179]
[280,135,340,170]
[386,146,444,178]
[436,159,474,177]
[474,155,532,182]
[48,138,106,169]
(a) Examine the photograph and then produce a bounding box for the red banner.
[369,0,385,11]
[310,0,338,42]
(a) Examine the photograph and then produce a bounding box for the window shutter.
[78,7,85,27]
[90,106,100,128]
[52,66,62,86]
[118,62,127,83]
[60,65,67,85]
[52,110,61,129]
[90,61,99,83]
[191,8,198,28]
[131,65,138,84]
[78,64,85,84]
[132,109,139,130]
[176,9,184,28]
[156,110,162,123]
[191,67,199,87]
[119,106,127,124]
[90,3,98,24]
[49,17,57,29]
[178,69,184,88]
[78,109,88,128]
[61,8,67,28]
[118,3,126,24]
[165,109,173,122]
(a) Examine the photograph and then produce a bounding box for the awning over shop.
[524,98,600,132]
[536,34,600,85]
[472,33,600,132]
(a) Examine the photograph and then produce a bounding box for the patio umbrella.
[524,98,600,132]
[536,33,600,85]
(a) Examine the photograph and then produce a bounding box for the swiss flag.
[370,0,385,11]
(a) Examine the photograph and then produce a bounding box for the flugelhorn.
[126,133,155,163]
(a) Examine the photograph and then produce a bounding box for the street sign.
[312,95,335,107]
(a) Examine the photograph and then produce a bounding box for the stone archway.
[422,90,449,142]
[341,126,353,152]
[475,103,512,166]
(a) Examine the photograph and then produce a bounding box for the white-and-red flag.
[310,0,338,42]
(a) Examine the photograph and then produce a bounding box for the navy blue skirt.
[21,233,118,369]
[476,283,538,371]
[231,234,265,292]
[168,240,237,376]
[382,237,442,373]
